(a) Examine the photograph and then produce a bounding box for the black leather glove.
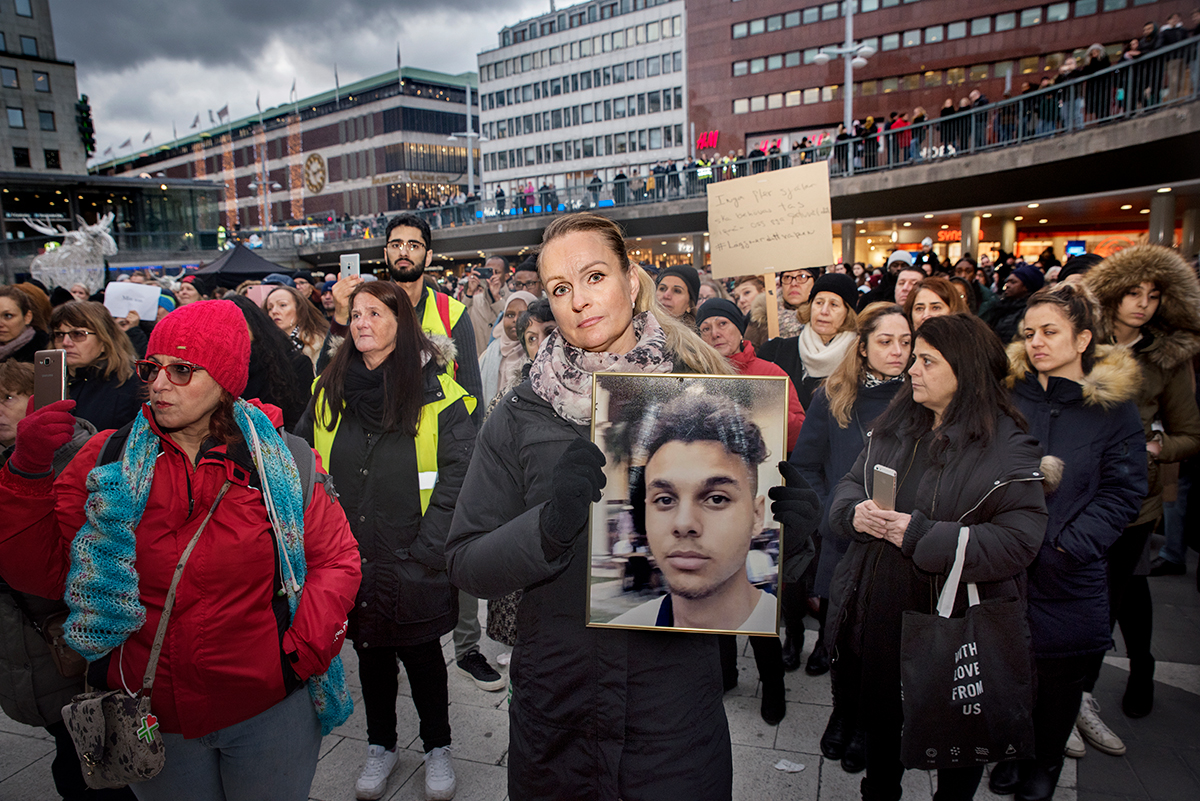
[768,461,821,567]
[540,439,607,562]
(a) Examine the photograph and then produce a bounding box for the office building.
[92,67,480,229]
[688,0,1193,155]
[0,0,87,174]
[478,0,688,203]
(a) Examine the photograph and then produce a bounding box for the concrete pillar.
[1181,208,1199,259]
[961,212,981,262]
[1000,218,1017,256]
[841,222,856,266]
[1148,192,1176,246]
[692,234,706,272]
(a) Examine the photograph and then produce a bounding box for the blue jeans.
[130,686,321,801]
[1161,470,1192,564]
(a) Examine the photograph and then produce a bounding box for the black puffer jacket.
[447,380,732,801]
[826,414,1048,656]
[299,348,475,648]
[68,362,144,432]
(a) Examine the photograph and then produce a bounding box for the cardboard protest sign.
[706,161,834,279]
[103,281,162,322]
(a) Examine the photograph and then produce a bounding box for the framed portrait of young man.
[586,372,788,636]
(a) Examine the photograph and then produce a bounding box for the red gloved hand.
[10,399,76,476]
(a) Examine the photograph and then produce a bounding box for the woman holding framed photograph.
[826,314,1048,801]
[447,213,820,800]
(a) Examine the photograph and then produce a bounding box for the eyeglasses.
[511,278,540,291]
[135,359,207,386]
[780,273,813,286]
[52,329,97,343]
[385,239,426,254]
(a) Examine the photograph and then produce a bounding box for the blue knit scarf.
[63,399,352,735]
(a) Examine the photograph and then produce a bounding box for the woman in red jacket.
[0,300,361,801]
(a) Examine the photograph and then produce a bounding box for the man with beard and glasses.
[331,214,482,423]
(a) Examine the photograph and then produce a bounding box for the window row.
[484,53,682,110]
[486,87,684,140]
[732,0,1155,42]
[12,147,60,170]
[382,143,473,175]
[502,0,677,47]
[485,124,686,171]
[729,44,1130,114]
[485,16,682,82]
[0,66,50,91]
[0,31,38,56]
[6,106,54,130]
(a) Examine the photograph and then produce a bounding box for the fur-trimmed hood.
[1005,340,1142,410]
[1083,245,1200,371]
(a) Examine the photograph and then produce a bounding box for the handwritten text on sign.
[706,160,833,279]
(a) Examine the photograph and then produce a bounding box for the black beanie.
[809,273,859,310]
[656,265,701,304]
[695,298,747,335]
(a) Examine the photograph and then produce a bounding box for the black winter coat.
[68,363,144,432]
[299,359,475,648]
[757,336,821,408]
[447,380,732,801]
[987,294,1028,345]
[1009,347,1146,658]
[790,380,903,597]
[826,414,1048,657]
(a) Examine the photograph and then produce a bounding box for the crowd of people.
[1,209,1197,801]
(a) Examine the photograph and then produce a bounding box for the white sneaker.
[424,746,457,800]
[356,744,399,800]
[1064,724,1086,758]
[1076,692,1126,755]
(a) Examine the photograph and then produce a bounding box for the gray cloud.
[48,0,550,157]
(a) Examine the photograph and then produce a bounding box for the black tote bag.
[900,527,1035,771]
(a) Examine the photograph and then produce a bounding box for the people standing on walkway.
[827,313,1047,801]
[791,303,913,776]
[0,300,360,800]
[997,283,1146,801]
[301,281,476,801]
[1078,246,1200,742]
[446,212,820,800]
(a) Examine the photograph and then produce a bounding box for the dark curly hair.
[628,391,769,536]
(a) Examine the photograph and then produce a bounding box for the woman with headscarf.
[759,273,860,409]
[478,290,539,405]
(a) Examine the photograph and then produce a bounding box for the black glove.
[540,439,607,562]
[768,461,821,566]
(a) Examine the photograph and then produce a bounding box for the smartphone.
[873,465,897,512]
[475,267,493,279]
[245,283,273,306]
[340,253,361,280]
[33,350,66,411]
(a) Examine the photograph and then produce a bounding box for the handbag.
[899,527,1035,771]
[61,481,231,790]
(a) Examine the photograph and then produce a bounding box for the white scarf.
[797,325,857,380]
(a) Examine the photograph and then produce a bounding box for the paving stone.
[0,731,55,782]
[731,743,817,799]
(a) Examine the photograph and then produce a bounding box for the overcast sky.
[49,0,550,163]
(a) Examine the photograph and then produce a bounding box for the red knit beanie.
[146,300,250,397]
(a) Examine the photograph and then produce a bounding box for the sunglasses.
[135,360,207,386]
[52,329,97,343]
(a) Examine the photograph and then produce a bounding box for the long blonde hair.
[824,303,910,428]
[539,213,732,376]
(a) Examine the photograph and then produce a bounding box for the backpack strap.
[435,290,453,338]
[281,430,320,509]
[95,420,137,467]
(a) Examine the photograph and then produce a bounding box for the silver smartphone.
[873,465,897,512]
[33,350,67,411]
[339,253,360,280]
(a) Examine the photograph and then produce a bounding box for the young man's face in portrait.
[643,441,765,601]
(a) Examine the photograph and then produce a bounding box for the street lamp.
[447,82,488,198]
[812,1,875,133]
